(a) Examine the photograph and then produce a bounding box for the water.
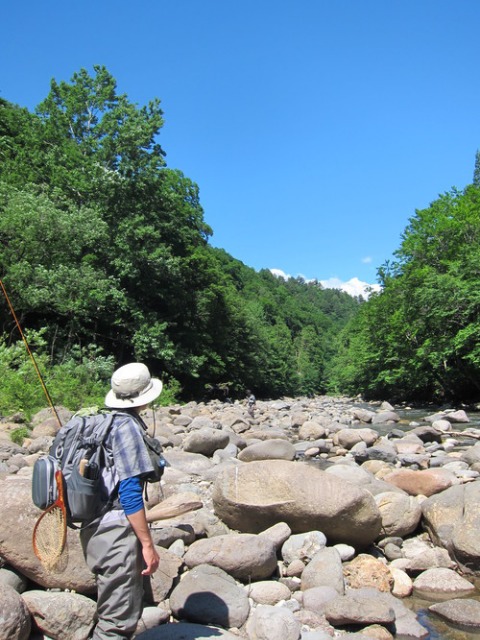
[343,403,480,638]
[376,405,480,638]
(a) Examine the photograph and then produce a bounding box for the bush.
[10,426,31,445]
[0,333,181,415]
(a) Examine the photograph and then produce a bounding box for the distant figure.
[246,390,256,418]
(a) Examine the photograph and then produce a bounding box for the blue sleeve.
[118,476,144,515]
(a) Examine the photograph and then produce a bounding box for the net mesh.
[32,504,67,571]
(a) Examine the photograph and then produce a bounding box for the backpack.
[32,410,165,527]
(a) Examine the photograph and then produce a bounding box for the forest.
[0,66,360,414]
[1,66,479,415]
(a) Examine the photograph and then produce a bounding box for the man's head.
[105,362,162,409]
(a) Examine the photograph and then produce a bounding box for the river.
[367,403,480,639]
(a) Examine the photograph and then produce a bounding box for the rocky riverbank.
[1,395,480,640]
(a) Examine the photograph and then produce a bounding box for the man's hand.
[141,542,160,576]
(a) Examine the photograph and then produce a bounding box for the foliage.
[10,426,31,445]
[329,182,480,403]
[0,66,360,411]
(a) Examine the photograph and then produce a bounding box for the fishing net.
[32,472,67,571]
[33,504,67,571]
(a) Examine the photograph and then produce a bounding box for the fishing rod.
[0,279,62,428]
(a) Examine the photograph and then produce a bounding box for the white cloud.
[361,256,373,264]
[269,269,381,299]
[269,268,290,280]
[320,277,381,298]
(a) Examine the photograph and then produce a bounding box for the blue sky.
[3,1,480,296]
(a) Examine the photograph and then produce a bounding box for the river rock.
[422,482,480,574]
[0,566,29,593]
[390,567,413,598]
[412,568,476,600]
[375,491,422,538]
[0,475,95,593]
[246,579,292,605]
[169,564,250,628]
[212,460,382,547]
[183,533,277,581]
[302,585,338,614]
[333,428,378,449]
[351,408,376,423]
[258,521,292,550]
[146,547,183,603]
[372,411,401,424]
[0,583,31,640]
[429,598,480,630]
[237,438,296,461]
[161,450,213,475]
[382,468,457,497]
[182,427,230,456]
[134,606,170,635]
[246,604,301,640]
[301,547,345,594]
[343,554,394,592]
[281,531,327,564]
[22,589,96,640]
[324,589,395,625]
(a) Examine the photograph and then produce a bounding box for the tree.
[474,150,480,188]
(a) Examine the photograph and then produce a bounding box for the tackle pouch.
[32,455,61,510]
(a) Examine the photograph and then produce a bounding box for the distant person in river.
[246,390,256,418]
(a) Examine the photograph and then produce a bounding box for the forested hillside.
[328,175,480,404]
[0,66,359,413]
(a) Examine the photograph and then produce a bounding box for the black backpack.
[32,410,165,527]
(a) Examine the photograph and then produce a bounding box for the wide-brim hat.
[105,362,163,409]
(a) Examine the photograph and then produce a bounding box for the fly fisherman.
[80,362,162,640]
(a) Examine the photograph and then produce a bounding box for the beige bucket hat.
[105,362,163,409]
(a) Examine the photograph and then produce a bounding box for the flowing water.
[307,403,480,638]
[366,404,480,639]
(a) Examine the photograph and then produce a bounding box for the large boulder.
[22,590,96,640]
[0,475,95,593]
[212,460,382,547]
[422,482,480,575]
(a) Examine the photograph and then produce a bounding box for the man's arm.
[127,508,160,576]
[119,475,160,576]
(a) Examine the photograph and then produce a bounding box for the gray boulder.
[182,427,230,456]
[324,589,395,625]
[237,438,296,462]
[183,533,277,581]
[22,589,95,640]
[0,475,95,593]
[429,598,480,630]
[212,460,382,547]
[246,604,301,640]
[422,482,480,574]
[375,491,422,538]
[169,564,250,628]
[0,583,31,640]
[413,568,476,601]
[301,547,344,594]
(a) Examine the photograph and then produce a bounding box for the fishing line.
[0,279,62,428]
